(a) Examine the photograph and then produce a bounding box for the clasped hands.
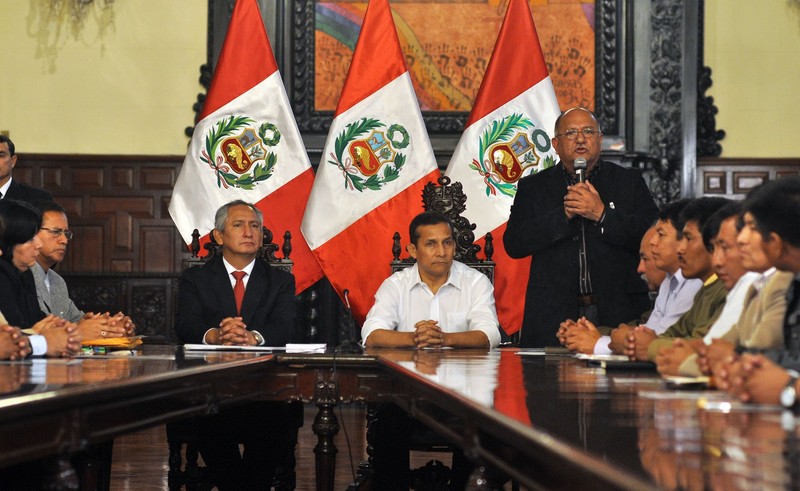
[206,317,260,346]
[79,311,136,340]
[414,320,445,349]
[564,182,605,222]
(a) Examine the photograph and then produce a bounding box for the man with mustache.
[505,107,658,348]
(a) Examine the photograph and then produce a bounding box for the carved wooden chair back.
[391,175,495,283]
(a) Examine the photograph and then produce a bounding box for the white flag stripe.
[302,73,437,249]
[446,78,560,237]
[171,72,310,243]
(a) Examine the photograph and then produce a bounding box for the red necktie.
[232,271,246,315]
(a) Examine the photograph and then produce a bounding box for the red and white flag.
[301,0,439,323]
[169,0,322,293]
[444,0,560,335]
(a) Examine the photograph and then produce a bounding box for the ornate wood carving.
[595,0,620,135]
[648,0,684,204]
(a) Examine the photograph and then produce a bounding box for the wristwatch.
[251,330,265,346]
[780,369,800,410]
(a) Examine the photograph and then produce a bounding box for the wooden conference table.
[0,344,796,490]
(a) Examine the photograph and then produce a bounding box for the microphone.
[337,288,364,353]
[574,157,587,183]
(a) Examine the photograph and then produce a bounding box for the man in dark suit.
[174,199,299,490]
[0,135,52,203]
[504,108,659,348]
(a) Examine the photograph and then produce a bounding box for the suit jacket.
[174,254,297,345]
[3,179,52,204]
[31,263,85,323]
[504,160,659,348]
[723,270,794,349]
[0,260,46,328]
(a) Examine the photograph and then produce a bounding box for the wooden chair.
[167,226,297,491]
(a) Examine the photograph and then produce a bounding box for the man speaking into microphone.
[505,107,658,348]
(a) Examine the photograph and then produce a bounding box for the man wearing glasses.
[31,201,135,340]
[505,107,658,348]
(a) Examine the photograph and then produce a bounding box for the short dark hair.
[0,135,15,156]
[34,201,67,216]
[409,211,453,245]
[702,201,742,250]
[657,199,691,239]
[0,200,42,264]
[679,197,731,251]
[743,177,800,248]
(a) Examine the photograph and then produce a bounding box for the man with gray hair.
[174,199,299,490]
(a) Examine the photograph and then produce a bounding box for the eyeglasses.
[556,128,602,140]
[40,227,73,240]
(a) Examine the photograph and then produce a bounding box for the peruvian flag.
[444,0,560,335]
[169,0,323,293]
[301,0,439,323]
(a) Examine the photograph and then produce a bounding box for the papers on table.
[182,343,326,353]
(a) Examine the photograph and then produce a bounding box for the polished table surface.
[0,345,797,490]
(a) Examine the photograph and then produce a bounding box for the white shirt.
[361,261,501,348]
[702,271,762,343]
[593,269,703,354]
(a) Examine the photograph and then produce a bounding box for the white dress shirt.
[361,261,501,348]
[593,269,703,354]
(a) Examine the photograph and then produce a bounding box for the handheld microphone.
[574,157,588,183]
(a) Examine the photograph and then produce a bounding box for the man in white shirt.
[361,211,501,349]
[362,211,501,490]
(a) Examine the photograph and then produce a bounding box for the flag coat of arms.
[302,0,440,323]
[444,0,561,335]
[169,0,322,293]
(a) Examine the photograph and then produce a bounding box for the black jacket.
[504,161,659,348]
[174,254,297,345]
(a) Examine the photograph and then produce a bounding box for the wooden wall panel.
[20,155,185,274]
[697,158,800,198]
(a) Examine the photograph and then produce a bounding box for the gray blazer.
[31,262,84,323]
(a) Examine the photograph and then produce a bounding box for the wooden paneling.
[697,158,800,198]
[21,154,185,274]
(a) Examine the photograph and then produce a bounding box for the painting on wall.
[290,0,619,134]
[314,0,595,113]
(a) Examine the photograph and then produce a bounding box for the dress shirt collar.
[0,177,11,198]
[222,257,256,287]
[754,267,777,292]
[409,262,461,293]
[703,273,719,287]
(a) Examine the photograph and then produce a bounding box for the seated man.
[710,178,800,407]
[655,202,755,375]
[626,198,730,361]
[361,211,501,490]
[565,200,704,355]
[561,225,664,353]
[31,201,135,340]
[362,211,501,349]
[174,200,300,490]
